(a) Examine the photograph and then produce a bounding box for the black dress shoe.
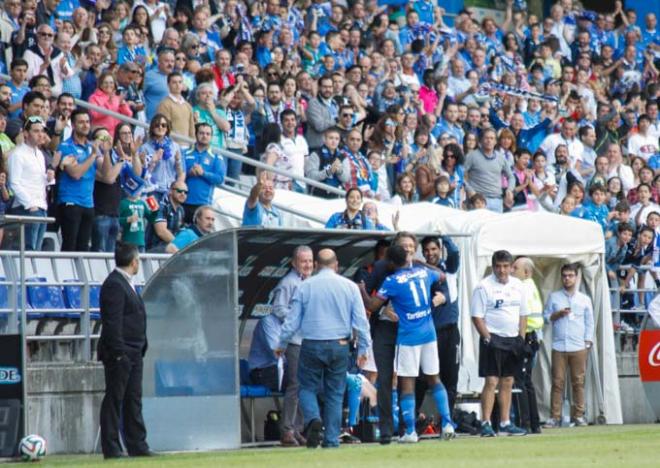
[304,419,323,448]
[531,426,542,434]
[132,450,159,457]
[103,453,127,459]
[379,435,392,445]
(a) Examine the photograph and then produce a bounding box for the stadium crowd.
[0,0,655,450]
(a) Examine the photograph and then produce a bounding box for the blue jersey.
[377,266,439,346]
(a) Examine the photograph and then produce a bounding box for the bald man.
[276,248,371,448]
[512,257,544,434]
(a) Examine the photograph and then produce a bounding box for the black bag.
[355,398,378,442]
[263,410,281,441]
[452,408,481,435]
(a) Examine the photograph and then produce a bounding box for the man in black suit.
[98,243,153,459]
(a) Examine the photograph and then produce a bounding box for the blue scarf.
[152,136,174,161]
[319,145,341,187]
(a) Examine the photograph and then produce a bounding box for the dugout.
[141,227,408,451]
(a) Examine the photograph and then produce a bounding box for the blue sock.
[391,390,399,431]
[400,393,415,435]
[347,384,361,427]
[432,383,452,427]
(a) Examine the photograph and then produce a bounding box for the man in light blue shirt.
[242,175,282,227]
[267,246,313,446]
[167,205,215,253]
[144,49,175,121]
[543,263,594,428]
[276,249,371,448]
[247,314,282,392]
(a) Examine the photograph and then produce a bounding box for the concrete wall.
[27,364,105,454]
[617,353,658,424]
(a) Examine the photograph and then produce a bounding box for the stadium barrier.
[610,265,655,353]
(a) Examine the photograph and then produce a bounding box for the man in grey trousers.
[271,246,314,446]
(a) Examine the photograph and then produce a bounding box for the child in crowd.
[432,175,455,208]
[468,193,486,210]
[606,201,632,239]
[578,184,612,234]
[605,223,634,285]
[119,191,157,252]
[621,226,655,309]
[116,24,148,66]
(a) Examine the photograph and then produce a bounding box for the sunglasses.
[155,122,168,128]
[39,32,55,38]
[190,44,200,49]
[341,113,352,118]
[174,189,188,194]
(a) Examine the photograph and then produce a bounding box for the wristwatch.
[483,337,491,345]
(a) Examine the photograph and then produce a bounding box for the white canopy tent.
[212,188,623,424]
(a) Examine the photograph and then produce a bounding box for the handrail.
[0,72,346,197]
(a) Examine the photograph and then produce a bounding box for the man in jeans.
[276,249,371,448]
[267,245,313,446]
[543,263,594,428]
[7,116,49,250]
[57,109,109,251]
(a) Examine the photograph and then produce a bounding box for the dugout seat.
[239,359,283,443]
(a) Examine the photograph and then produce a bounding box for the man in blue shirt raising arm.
[361,244,456,443]
[276,249,371,449]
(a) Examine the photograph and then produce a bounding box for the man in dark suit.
[98,243,153,459]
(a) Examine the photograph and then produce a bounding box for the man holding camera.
[543,263,594,428]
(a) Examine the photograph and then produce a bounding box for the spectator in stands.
[221,82,254,184]
[305,75,337,152]
[167,205,215,253]
[389,172,418,206]
[0,107,14,156]
[118,182,156,252]
[606,143,634,194]
[606,222,634,285]
[342,129,373,198]
[192,82,229,152]
[57,109,111,251]
[540,118,584,167]
[471,250,528,437]
[139,115,185,203]
[156,72,195,143]
[325,188,374,230]
[242,172,282,227]
[276,248,371,448]
[88,71,133,139]
[5,91,47,143]
[255,245,314,446]
[146,181,187,253]
[144,48,175,121]
[277,109,308,192]
[7,116,49,250]
[23,24,63,86]
[182,123,226,224]
[305,127,347,198]
[464,128,515,213]
[627,115,658,162]
[543,263,594,428]
[5,59,30,119]
[90,126,125,253]
[511,257,544,434]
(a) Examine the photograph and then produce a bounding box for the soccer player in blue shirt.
[363,244,456,443]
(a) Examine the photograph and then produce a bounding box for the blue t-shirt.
[7,81,29,119]
[57,138,97,208]
[242,201,283,227]
[377,266,439,346]
[171,227,200,250]
[183,146,226,205]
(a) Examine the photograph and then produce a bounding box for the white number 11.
[408,279,428,307]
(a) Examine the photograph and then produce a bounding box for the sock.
[391,389,399,431]
[400,393,415,435]
[431,383,452,427]
[347,383,361,427]
[500,420,511,428]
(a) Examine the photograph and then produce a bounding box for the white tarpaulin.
[212,188,623,424]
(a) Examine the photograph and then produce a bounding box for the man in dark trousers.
[98,243,153,459]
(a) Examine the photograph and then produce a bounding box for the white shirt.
[115,267,136,292]
[471,274,529,337]
[280,134,309,183]
[630,202,660,226]
[8,143,48,210]
[540,132,584,167]
[627,133,659,162]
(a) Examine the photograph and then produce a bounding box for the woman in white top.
[630,183,660,228]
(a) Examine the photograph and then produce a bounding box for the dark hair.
[70,108,90,123]
[167,71,183,83]
[29,75,50,88]
[113,122,133,146]
[57,92,75,104]
[588,183,606,196]
[617,222,634,235]
[149,113,171,137]
[560,263,579,275]
[10,58,28,69]
[420,236,440,250]
[280,108,297,123]
[195,122,213,136]
[614,200,630,213]
[259,123,282,153]
[115,242,139,268]
[578,125,594,139]
[442,143,464,166]
[387,244,408,268]
[345,187,362,201]
[492,250,513,266]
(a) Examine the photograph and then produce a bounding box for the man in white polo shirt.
[279,109,308,193]
[471,250,528,437]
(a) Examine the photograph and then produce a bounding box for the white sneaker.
[441,424,456,440]
[398,432,419,444]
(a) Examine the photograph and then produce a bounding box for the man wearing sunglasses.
[23,24,62,86]
[146,182,187,253]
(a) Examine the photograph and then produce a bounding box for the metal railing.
[0,72,346,204]
[610,264,656,353]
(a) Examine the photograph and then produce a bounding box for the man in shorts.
[471,250,528,437]
[363,244,456,443]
